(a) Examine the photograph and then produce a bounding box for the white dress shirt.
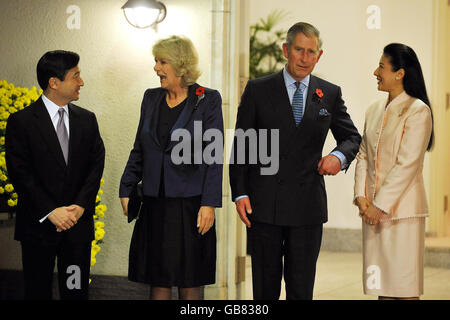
[283,66,310,108]
[41,94,70,137]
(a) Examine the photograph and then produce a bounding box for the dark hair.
[36,50,80,90]
[383,43,434,151]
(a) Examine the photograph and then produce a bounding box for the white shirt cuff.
[39,211,52,223]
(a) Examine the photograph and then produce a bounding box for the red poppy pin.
[316,89,324,98]
[195,86,205,108]
[196,87,205,96]
[312,88,324,103]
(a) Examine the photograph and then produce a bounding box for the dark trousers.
[21,239,92,300]
[248,222,323,300]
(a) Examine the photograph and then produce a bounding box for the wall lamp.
[122,0,167,29]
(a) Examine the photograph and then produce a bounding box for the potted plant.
[249,10,289,79]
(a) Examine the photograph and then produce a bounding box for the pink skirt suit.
[354,92,432,297]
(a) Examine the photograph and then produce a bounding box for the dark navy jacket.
[229,71,361,225]
[119,84,223,208]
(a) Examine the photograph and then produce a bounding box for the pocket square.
[318,108,331,117]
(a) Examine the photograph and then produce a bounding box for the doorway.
[427,0,450,243]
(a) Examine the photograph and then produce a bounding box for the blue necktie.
[292,82,304,126]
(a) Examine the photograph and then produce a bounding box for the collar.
[42,94,69,119]
[283,66,310,89]
[386,91,410,109]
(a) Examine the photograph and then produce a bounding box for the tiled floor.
[244,251,450,300]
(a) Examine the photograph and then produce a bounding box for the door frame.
[428,0,450,238]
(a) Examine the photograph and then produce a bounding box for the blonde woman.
[354,43,433,300]
[119,36,223,300]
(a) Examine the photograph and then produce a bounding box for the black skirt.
[128,195,216,287]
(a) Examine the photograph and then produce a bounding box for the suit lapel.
[267,71,296,133]
[67,104,82,169]
[148,89,166,148]
[33,98,67,168]
[165,84,198,151]
[299,75,319,127]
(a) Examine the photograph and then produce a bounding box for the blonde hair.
[152,35,201,87]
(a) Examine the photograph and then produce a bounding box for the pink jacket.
[354,91,432,221]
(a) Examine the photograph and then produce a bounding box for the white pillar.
[205,0,248,300]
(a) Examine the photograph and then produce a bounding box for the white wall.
[0,0,213,275]
[247,0,433,229]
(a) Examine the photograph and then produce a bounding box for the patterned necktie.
[292,81,304,126]
[56,108,69,164]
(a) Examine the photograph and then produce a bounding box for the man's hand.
[48,207,78,232]
[120,197,129,216]
[235,197,252,228]
[56,205,85,232]
[67,204,85,220]
[362,204,384,226]
[318,155,341,176]
[197,206,215,235]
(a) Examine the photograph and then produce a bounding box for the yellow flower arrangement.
[1,80,107,282]
[91,178,107,267]
[0,80,41,210]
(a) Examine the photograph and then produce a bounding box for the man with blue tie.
[229,22,361,300]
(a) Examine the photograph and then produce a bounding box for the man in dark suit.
[5,50,105,300]
[229,22,361,300]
